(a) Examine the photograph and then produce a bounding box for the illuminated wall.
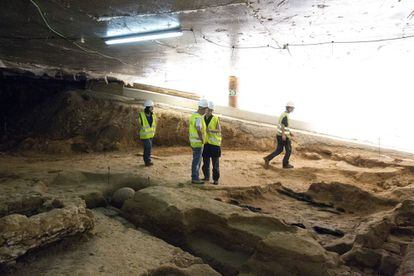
[134,37,414,153]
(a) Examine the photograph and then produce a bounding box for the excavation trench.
[119,185,350,276]
[116,197,254,275]
[218,182,400,252]
[2,165,411,276]
[94,179,408,275]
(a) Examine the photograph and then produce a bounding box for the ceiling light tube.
[105,27,183,45]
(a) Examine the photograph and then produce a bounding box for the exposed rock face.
[4,209,220,276]
[122,186,342,276]
[343,200,414,276]
[0,89,277,153]
[0,198,94,264]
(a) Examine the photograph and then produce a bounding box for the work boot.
[145,161,154,167]
[191,179,204,184]
[283,164,294,169]
[213,180,219,185]
[263,157,270,169]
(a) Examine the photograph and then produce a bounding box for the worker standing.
[264,101,295,169]
[189,99,208,184]
[202,101,222,185]
[138,99,156,166]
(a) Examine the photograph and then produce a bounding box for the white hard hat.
[286,101,295,108]
[208,101,215,110]
[198,98,209,108]
[144,99,154,107]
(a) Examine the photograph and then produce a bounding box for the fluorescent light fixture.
[105,27,183,45]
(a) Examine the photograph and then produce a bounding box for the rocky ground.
[1,88,414,275]
[0,143,413,275]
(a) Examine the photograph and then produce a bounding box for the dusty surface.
[1,144,412,193]
[1,87,414,275]
[0,142,413,275]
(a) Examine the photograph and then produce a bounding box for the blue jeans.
[191,147,203,181]
[142,138,152,164]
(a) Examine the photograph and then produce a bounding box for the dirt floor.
[1,75,414,275]
[1,146,413,241]
[1,142,414,275]
[2,144,412,191]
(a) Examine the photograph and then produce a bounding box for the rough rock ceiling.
[0,0,413,79]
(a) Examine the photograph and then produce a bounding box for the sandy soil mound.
[1,89,278,153]
[298,144,398,168]
[306,182,397,213]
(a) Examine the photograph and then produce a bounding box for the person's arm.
[137,113,142,130]
[195,118,203,140]
[281,116,288,141]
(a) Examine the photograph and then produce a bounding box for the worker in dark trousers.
[202,101,222,185]
[138,99,156,166]
[264,101,295,169]
[189,99,208,184]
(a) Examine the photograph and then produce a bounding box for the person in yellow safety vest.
[263,101,295,169]
[138,99,157,166]
[201,101,222,185]
[189,98,208,184]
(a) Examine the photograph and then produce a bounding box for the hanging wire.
[200,33,282,49]
[198,30,414,50]
[9,0,413,58]
[29,0,137,68]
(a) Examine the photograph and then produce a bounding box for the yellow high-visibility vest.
[206,115,222,146]
[189,113,206,148]
[139,111,156,139]
[277,111,291,137]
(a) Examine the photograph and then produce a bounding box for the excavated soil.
[1,87,414,275]
[1,145,413,275]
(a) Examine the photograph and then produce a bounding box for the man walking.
[202,101,222,185]
[264,101,295,169]
[189,99,208,184]
[138,99,156,166]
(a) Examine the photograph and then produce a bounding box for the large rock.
[122,186,342,276]
[111,187,135,208]
[0,198,94,264]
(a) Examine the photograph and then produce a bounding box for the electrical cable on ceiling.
[9,0,413,59]
[198,31,414,50]
[8,28,414,52]
[201,34,280,49]
[29,0,137,68]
